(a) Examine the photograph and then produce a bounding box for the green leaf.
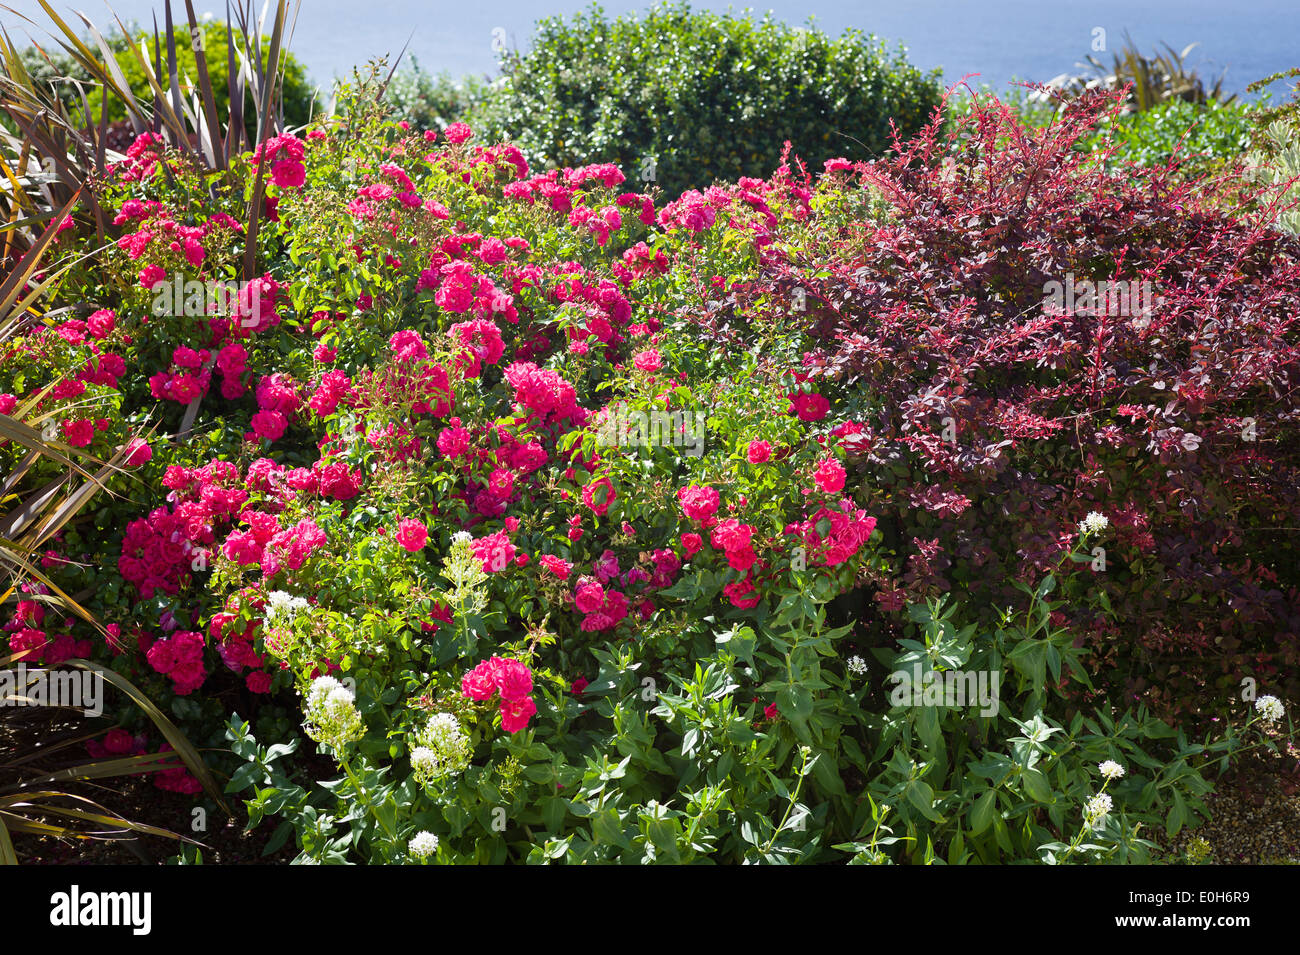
[1167,789,1189,837]
[1021,767,1053,804]
[1008,638,1049,687]
[542,796,568,834]
[969,789,997,835]
[522,763,555,784]
[905,780,945,822]
[225,761,262,794]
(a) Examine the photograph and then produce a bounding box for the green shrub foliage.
[470,1,943,196]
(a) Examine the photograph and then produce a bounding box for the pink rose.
[499,695,537,733]
[582,477,616,517]
[443,122,474,145]
[813,458,846,494]
[791,392,830,422]
[539,554,572,579]
[574,578,605,614]
[388,330,428,363]
[680,532,703,557]
[472,530,516,572]
[271,158,306,189]
[246,671,273,693]
[395,519,428,553]
[139,264,166,289]
[437,425,471,458]
[678,485,719,523]
[87,309,116,339]
[495,659,533,702]
[63,418,94,447]
[251,409,287,442]
[461,661,498,701]
[124,438,152,467]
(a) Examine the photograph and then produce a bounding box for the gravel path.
[1167,740,1300,865]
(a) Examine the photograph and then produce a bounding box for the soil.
[1,708,296,865]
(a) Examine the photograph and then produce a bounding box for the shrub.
[1045,35,1234,112]
[729,88,1300,718]
[1244,72,1300,236]
[1247,67,1300,138]
[469,1,942,196]
[12,44,94,118]
[946,86,1062,132]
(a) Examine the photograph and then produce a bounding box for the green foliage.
[1243,69,1300,234]
[382,56,488,131]
[469,1,942,196]
[857,580,1240,865]
[1,1,310,259]
[1244,119,1300,234]
[219,543,1266,865]
[1082,98,1255,173]
[84,20,317,134]
[1247,67,1300,139]
[13,63,1298,865]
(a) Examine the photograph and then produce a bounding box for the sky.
[3,0,1294,97]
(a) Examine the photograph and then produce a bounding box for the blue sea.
[4,0,1296,98]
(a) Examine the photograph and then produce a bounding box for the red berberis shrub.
[720,87,1300,718]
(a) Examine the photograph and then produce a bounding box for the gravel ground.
[1166,737,1300,865]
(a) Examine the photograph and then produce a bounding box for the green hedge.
[470,1,943,195]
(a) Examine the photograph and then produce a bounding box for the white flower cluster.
[410,746,440,776]
[1078,511,1110,535]
[1255,695,1285,724]
[846,655,868,676]
[1099,760,1125,780]
[303,676,365,753]
[443,535,489,617]
[410,712,471,784]
[1084,793,1113,830]
[265,590,309,622]
[409,831,440,859]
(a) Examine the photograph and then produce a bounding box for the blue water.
[4,0,1297,97]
